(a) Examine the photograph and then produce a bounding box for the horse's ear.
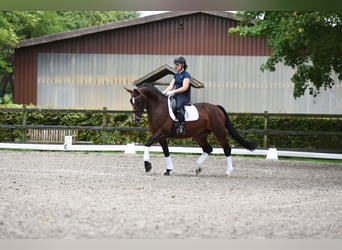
[133,88,146,99]
[125,86,146,99]
[124,87,133,94]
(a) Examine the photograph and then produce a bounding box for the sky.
[139,11,235,17]
[139,11,170,17]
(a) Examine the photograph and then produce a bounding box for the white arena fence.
[0,142,341,161]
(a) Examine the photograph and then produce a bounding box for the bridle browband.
[130,84,160,115]
[130,90,146,114]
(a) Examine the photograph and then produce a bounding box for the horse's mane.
[137,82,154,88]
[137,83,165,99]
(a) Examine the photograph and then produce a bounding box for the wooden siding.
[14,12,271,106]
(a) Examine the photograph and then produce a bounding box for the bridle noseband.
[130,93,145,122]
[130,95,144,111]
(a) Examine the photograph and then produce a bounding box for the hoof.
[195,167,202,176]
[163,169,172,176]
[144,161,152,172]
[223,171,231,177]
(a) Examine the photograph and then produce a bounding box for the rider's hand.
[166,90,176,96]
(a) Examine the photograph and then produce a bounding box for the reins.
[130,94,146,114]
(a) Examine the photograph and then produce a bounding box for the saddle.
[168,96,199,122]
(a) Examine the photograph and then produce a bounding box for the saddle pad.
[168,97,199,122]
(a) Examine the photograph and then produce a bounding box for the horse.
[124,83,256,176]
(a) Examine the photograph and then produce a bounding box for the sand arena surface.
[0,151,341,238]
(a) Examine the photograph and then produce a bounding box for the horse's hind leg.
[194,132,213,175]
[159,138,173,176]
[224,147,233,176]
[212,129,233,176]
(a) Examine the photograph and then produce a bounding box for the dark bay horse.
[125,84,256,176]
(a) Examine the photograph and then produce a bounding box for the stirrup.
[177,124,185,135]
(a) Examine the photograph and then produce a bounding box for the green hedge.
[266,116,342,150]
[231,114,342,151]
[0,105,149,144]
[1,105,342,152]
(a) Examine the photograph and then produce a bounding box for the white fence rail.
[1,143,341,160]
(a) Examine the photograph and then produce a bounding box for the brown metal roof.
[133,64,205,88]
[17,11,240,48]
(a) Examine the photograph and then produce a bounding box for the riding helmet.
[174,56,187,70]
[174,56,186,65]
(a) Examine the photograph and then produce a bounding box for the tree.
[229,11,342,98]
[0,11,139,101]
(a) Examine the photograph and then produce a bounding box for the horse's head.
[124,87,146,123]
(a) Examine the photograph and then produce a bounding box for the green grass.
[278,156,342,164]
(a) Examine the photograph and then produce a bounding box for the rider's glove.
[166,90,176,96]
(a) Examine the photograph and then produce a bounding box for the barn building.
[14,11,341,114]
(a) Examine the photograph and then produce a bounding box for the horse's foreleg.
[143,146,152,172]
[144,131,165,172]
[159,138,173,175]
[196,152,209,165]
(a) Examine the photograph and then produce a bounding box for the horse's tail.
[217,105,257,151]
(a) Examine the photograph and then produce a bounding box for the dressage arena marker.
[63,136,73,150]
[266,148,278,160]
[1,143,341,160]
[124,143,136,154]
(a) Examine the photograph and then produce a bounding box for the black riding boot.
[176,108,186,135]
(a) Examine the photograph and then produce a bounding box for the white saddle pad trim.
[168,96,199,122]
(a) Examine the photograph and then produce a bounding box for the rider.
[162,56,191,135]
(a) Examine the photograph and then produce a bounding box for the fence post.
[102,107,108,127]
[101,107,108,143]
[22,104,28,143]
[263,110,268,148]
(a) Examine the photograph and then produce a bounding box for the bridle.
[130,92,145,122]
